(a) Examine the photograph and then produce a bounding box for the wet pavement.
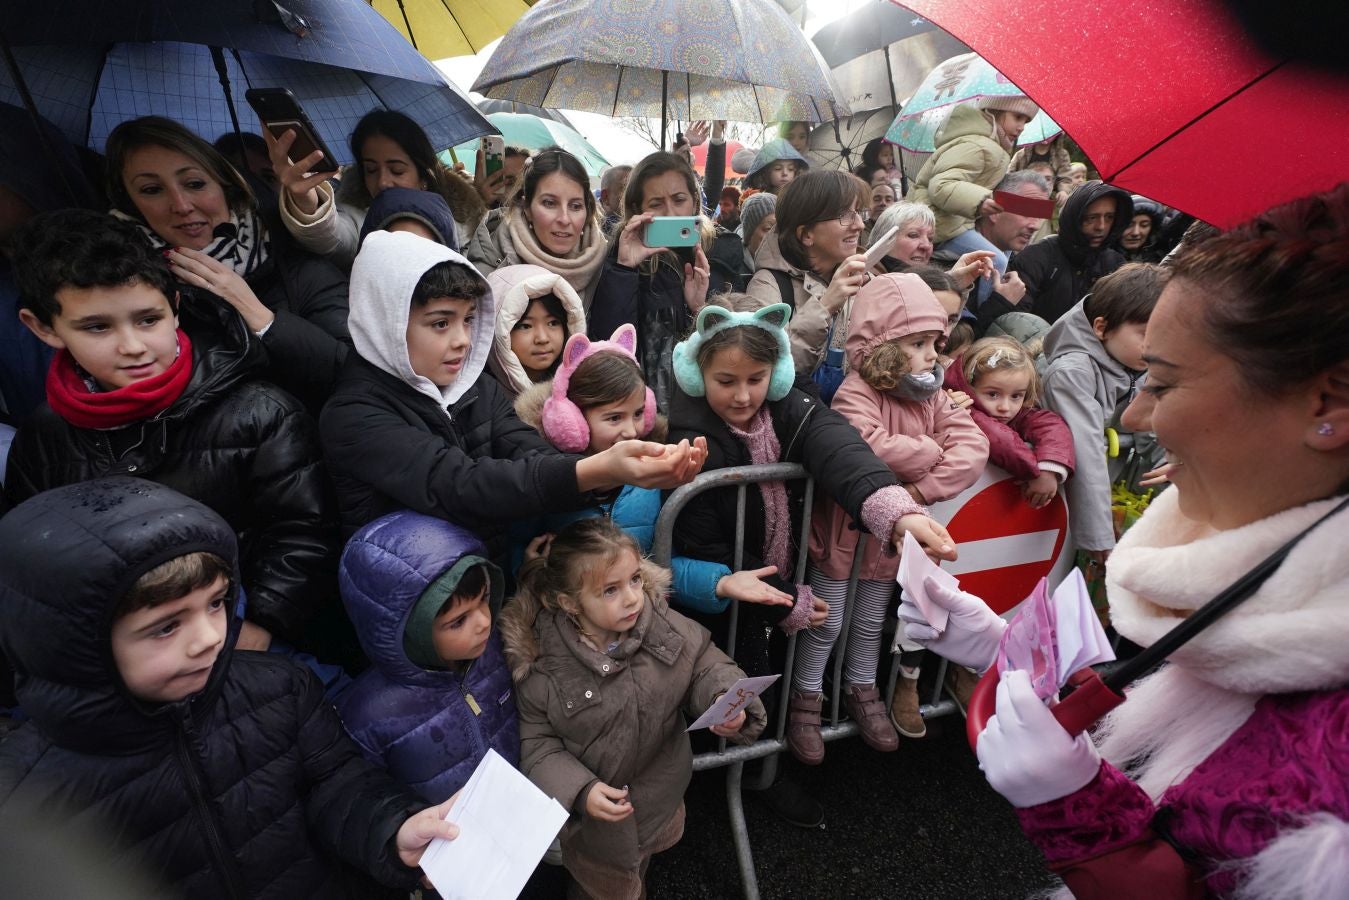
[646,713,1057,899]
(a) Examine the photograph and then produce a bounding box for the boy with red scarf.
[4,210,337,654]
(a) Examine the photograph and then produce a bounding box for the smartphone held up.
[245,88,339,173]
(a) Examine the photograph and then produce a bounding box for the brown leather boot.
[889,674,927,739]
[843,683,899,752]
[944,665,980,717]
[786,690,825,765]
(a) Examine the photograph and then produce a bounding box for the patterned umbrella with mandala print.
[472,0,847,147]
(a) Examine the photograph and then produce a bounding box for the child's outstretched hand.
[395,793,461,871]
[586,782,634,822]
[582,437,708,491]
[1020,471,1059,509]
[716,566,794,606]
[891,514,957,562]
[710,709,747,738]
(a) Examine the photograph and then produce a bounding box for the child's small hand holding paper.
[891,514,957,562]
[396,793,461,871]
[710,709,747,738]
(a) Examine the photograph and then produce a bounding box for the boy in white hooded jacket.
[319,231,706,543]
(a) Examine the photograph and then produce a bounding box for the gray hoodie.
[1040,299,1140,551]
[349,230,496,410]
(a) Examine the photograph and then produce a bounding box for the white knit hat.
[977,94,1040,119]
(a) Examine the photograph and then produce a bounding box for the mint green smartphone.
[643,216,700,247]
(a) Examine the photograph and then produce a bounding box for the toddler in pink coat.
[789,273,988,761]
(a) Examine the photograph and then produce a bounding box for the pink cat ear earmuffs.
[540,324,657,453]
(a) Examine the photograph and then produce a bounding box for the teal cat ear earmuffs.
[672,302,796,401]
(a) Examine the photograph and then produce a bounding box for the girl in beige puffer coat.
[500,518,766,900]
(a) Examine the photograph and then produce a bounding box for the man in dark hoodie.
[1005,181,1133,325]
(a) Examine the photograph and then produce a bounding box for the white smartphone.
[864,224,899,272]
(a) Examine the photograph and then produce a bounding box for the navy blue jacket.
[336,511,519,803]
[0,478,424,898]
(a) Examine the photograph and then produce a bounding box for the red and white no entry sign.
[927,465,1073,616]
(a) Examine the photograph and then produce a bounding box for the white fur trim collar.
[1107,488,1349,694]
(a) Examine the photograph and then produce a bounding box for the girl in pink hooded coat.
[789,273,988,762]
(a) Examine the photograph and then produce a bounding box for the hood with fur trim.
[349,230,495,409]
[486,264,587,396]
[844,272,950,371]
[498,556,673,684]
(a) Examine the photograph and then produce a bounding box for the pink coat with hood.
[809,274,989,581]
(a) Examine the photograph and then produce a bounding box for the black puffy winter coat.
[0,479,426,899]
[320,355,593,544]
[665,386,897,674]
[3,309,338,644]
[1003,182,1133,325]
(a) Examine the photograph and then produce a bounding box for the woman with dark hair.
[588,150,752,410]
[466,146,607,304]
[1115,195,1166,263]
[105,115,351,412]
[745,169,870,374]
[908,182,1349,899]
[269,108,486,270]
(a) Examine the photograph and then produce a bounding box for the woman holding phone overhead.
[104,115,351,412]
[268,108,486,270]
[587,151,722,412]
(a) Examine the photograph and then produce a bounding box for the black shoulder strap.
[769,269,795,311]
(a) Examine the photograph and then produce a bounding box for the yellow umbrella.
[369,0,534,60]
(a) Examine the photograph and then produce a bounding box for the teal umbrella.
[884,52,1060,152]
[441,112,610,179]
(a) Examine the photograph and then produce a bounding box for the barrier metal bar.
[653,464,963,900]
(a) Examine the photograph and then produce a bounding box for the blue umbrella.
[0,1,492,162]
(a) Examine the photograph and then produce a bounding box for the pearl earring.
[1318,423,1335,436]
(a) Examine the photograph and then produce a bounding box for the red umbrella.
[891,0,1349,227]
[691,139,744,181]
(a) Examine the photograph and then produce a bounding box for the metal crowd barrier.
[652,464,960,900]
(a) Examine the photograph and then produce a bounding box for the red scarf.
[46,330,194,430]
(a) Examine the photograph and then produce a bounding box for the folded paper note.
[896,530,957,634]
[686,674,780,731]
[419,749,568,900]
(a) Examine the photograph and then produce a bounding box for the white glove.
[898,576,1007,672]
[976,670,1102,808]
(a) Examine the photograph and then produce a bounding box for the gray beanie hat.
[738,192,777,239]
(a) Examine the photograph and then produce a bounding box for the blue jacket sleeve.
[670,556,732,614]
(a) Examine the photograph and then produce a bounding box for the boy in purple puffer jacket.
[335,511,519,802]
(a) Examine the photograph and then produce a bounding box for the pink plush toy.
[541,324,657,452]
